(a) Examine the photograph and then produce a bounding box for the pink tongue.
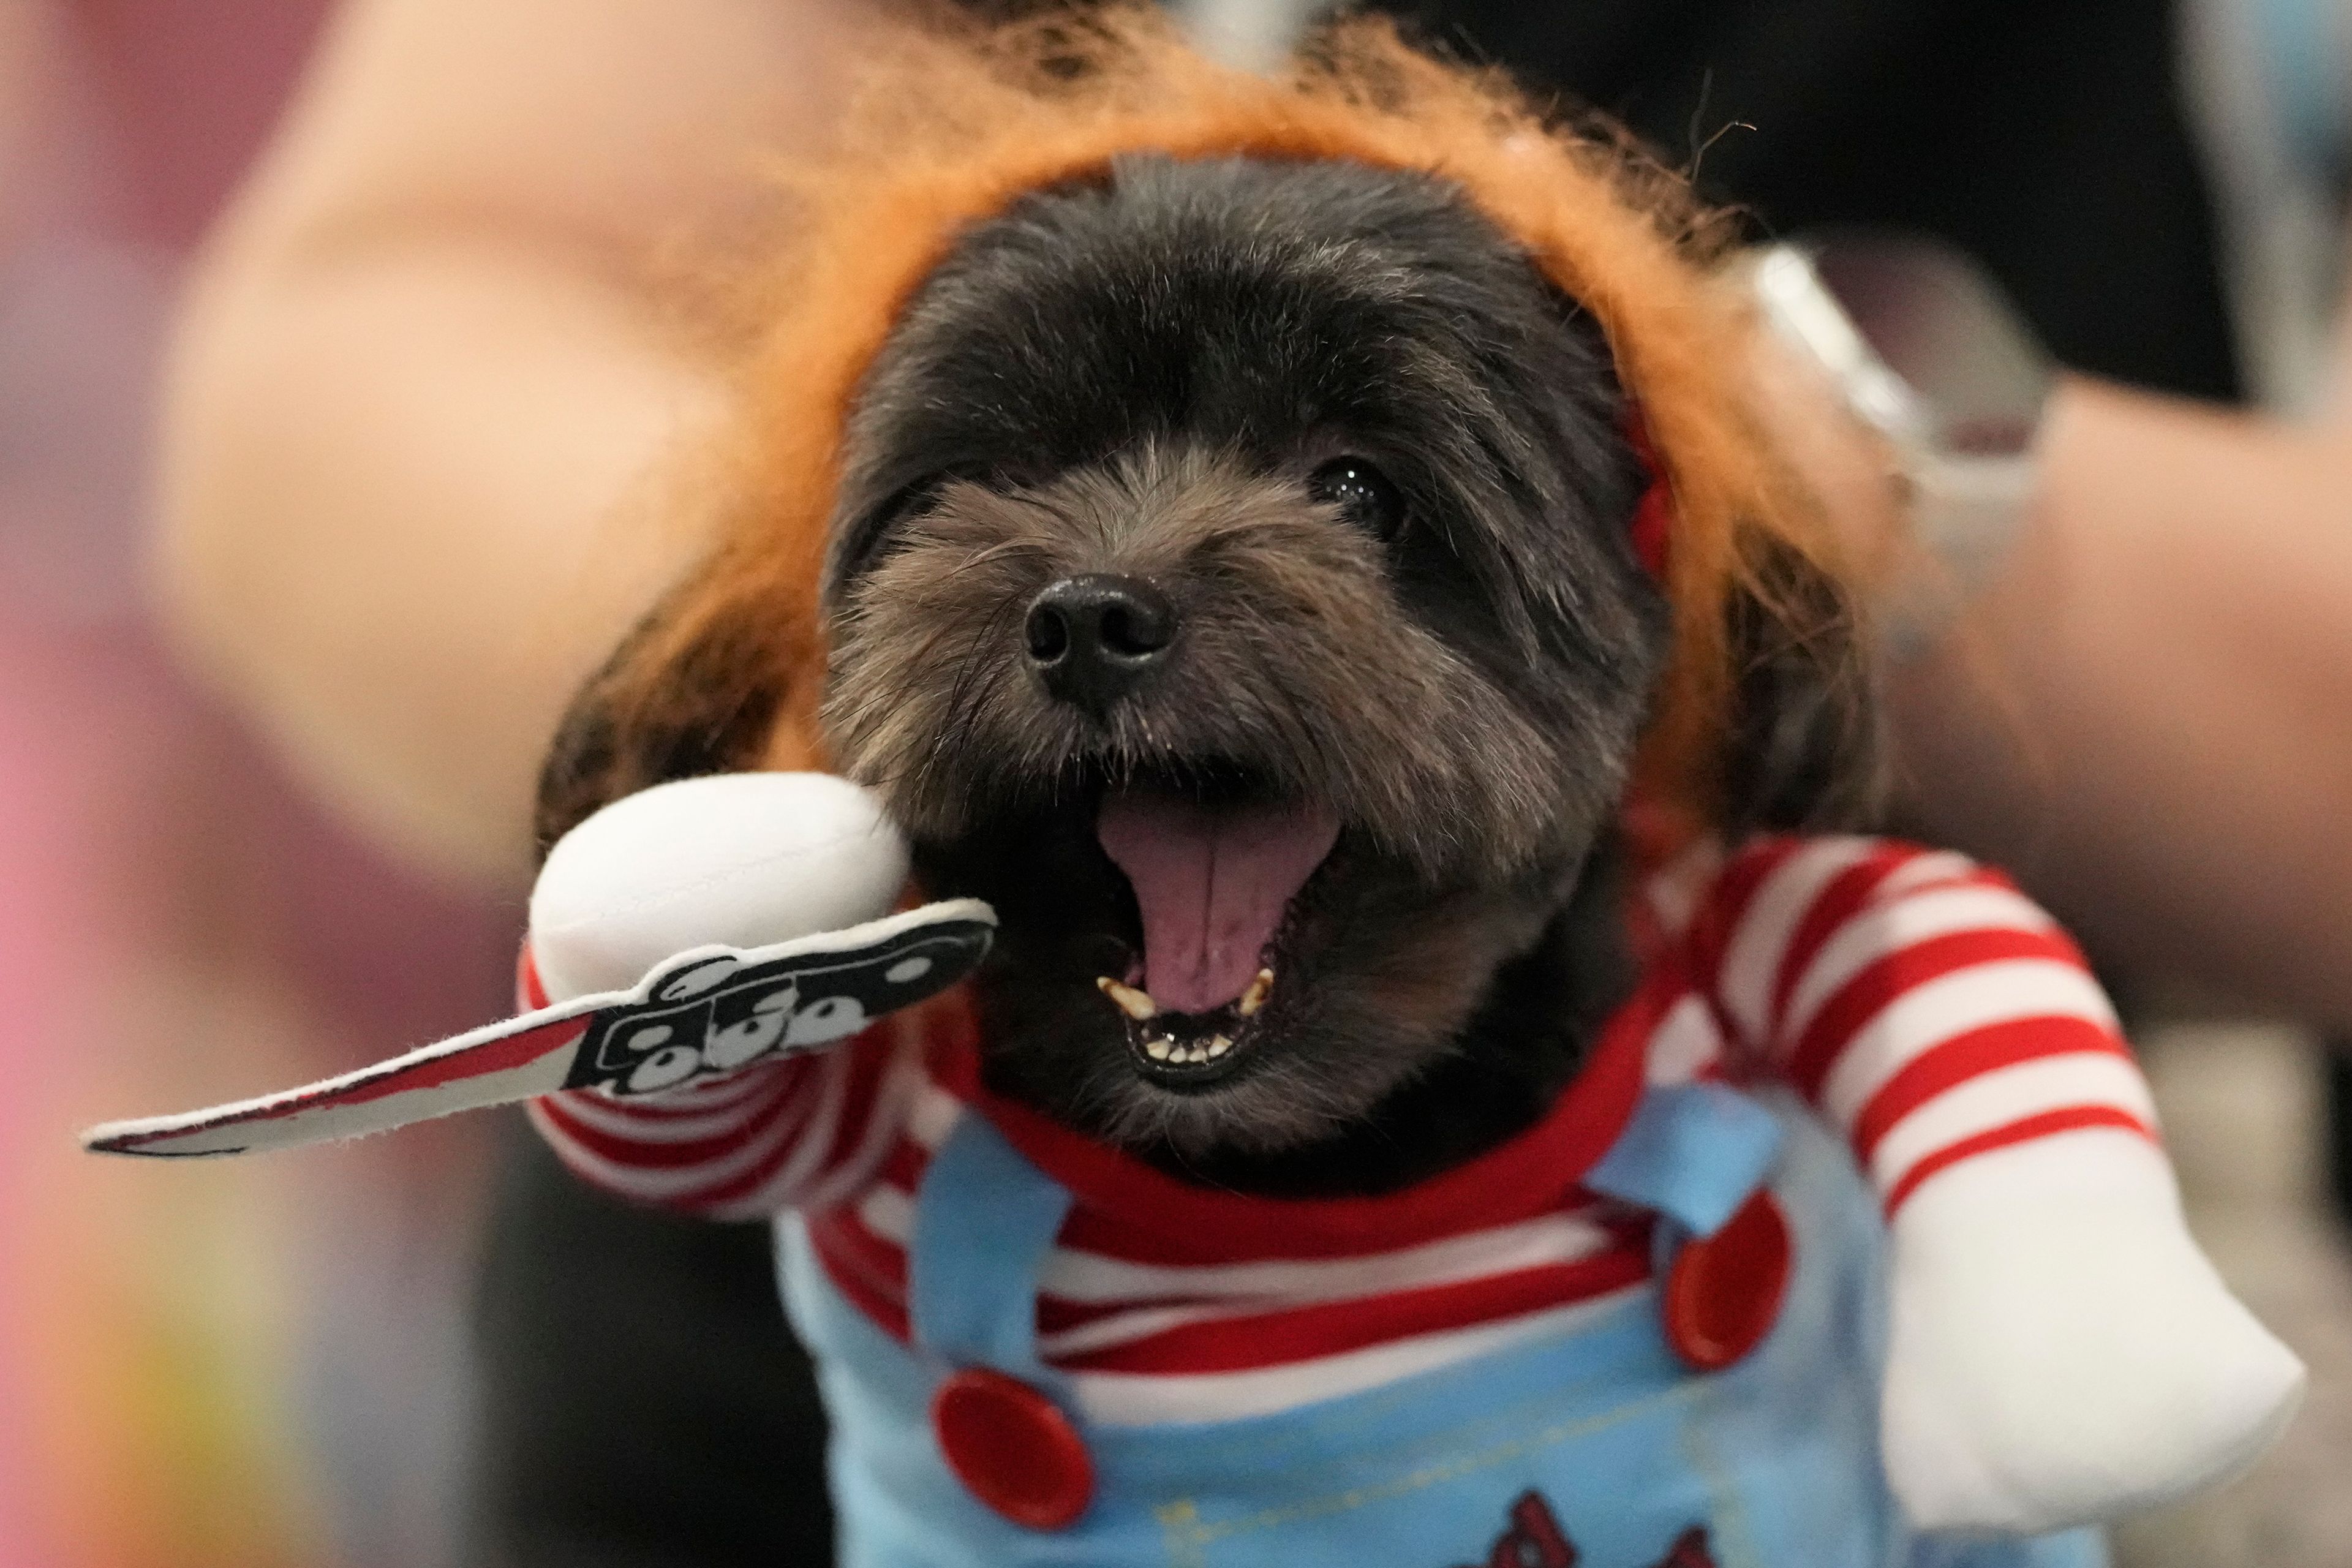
[1097,794,1340,1015]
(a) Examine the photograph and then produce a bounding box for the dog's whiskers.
[911,587,1027,806]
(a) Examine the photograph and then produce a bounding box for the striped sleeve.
[1693,835,2158,1215]
[527,1028,915,1220]
[517,943,922,1220]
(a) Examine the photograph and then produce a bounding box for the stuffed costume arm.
[519,772,953,1220]
[1689,837,2304,1535]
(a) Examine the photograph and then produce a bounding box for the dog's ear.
[533,581,801,861]
[1713,538,1885,835]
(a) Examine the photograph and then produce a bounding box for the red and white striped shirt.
[529,835,2155,1426]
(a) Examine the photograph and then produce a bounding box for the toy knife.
[83,899,994,1159]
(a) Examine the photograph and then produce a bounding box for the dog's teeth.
[1237,969,1275,1017]
[1097,977,1158,1021]
[1145,1037,1173,1061]
[1207,1035,1232,1059]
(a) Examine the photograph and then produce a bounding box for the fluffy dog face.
[816,155,1670,1175]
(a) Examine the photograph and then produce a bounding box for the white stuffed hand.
[1881,1131,2305,1535]
[530,772,914,1006]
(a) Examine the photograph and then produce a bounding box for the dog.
[491,127,1866,1568]
[474,18,2288,1567]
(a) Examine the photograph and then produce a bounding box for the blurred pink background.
[1,6,513,1564]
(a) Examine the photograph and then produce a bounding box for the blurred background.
[1,2,2347,1566]
[0,7,511,1566]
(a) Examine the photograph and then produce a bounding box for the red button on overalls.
[930,1366,1095,1529]
[1663,1190,1792,1372]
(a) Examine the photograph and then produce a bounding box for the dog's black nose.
[1024,574,1177,714]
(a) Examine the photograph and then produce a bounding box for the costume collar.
[932,956,1685,1254]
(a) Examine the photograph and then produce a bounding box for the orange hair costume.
[624,7,1848,834]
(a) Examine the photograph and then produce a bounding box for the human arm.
[1787,211,2352,1028]
[1887,370,2352,1022]
[154,0,875,887]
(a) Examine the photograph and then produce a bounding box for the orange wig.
[619,7,1853,834]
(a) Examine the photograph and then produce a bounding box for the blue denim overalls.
[777,1078,2106,1568]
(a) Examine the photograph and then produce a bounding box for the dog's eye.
[834,474,956,586]
[1309,458,1406,541]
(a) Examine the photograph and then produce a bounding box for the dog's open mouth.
[1094,788,1340,1089]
